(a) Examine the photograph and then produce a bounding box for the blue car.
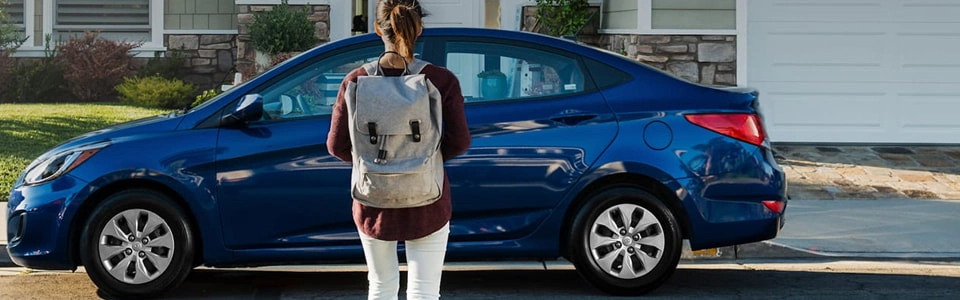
[6,28,786,298]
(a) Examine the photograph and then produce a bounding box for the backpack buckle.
[367,122,378,144]
[410,120,421,142]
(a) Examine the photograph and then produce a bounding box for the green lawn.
[1,103,170,202]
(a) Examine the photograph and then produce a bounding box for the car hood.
[48,113,184,153]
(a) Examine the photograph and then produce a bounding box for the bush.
[191,88,221,108]
[137,49,187,79]
[56,31,143,102]
[8,59,66,102]
[5,35,65,103]
[0,55,11,100]
[249,0,318,55]
[116,75,196,109]
[534,0,592,37]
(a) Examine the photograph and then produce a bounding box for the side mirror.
[220,94,264,127]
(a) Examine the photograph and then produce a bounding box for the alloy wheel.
[97,209,175,284]
[588,203,665,279]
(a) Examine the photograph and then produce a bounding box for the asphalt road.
[0,260,958,299]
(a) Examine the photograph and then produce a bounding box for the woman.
[326,1,471,299]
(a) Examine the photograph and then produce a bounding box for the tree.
[0,0,26,53]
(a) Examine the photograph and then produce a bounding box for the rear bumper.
[676,148,788,250]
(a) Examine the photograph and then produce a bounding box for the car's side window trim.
[435,36,599,106]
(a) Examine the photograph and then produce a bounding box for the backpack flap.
[354,75,435,136]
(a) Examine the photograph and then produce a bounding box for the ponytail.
[376,0,426,62]
[390,5,420,60]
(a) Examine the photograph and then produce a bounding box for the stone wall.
[236,4,330,80]
[596,35,737,86]
[521,6,737,86]
[165,34,237,91]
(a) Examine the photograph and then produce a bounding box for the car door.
[215,42,390,250]
[438,38,619,242]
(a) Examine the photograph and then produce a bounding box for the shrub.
[191,88,221,108]
[9,59,66,102]
[0,53,12,100]
[116,75,196,109]
[534,0,591,37]
[6,35,65,102]
[137,49,187,79]
[56,31,143,102]
[249,0,318,55]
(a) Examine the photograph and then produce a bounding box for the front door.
[215,43,387,249]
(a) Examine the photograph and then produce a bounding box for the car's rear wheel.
[80,189,195,299]
[570,186,682,295]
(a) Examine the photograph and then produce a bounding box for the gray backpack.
[343,55,444,208]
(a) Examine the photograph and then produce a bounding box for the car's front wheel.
[570,186,682,295]
[80,189,195,299]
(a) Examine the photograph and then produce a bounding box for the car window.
[256,43,424,121]
[444,41,587,103]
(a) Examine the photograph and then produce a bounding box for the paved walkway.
[775,145,960,200]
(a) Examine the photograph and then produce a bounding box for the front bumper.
[6,174,88,270]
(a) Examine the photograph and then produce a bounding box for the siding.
[601,0,638,30]
[165,0,237,30]
[652,0,735,30]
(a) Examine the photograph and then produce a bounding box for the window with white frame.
[54,0,151,42]
[5,0,25,29]
[601,0,736,33]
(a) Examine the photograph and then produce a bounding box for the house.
[5,0,959,144]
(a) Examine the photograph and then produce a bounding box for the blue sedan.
[6,28,786,298]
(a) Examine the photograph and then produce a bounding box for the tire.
[80,189,195,299]
[569,186,682,296]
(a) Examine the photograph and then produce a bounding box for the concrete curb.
[1,247,13,268]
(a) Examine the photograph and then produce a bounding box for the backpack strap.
[407,58,430,74]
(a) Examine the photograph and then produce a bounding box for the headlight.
[22,141,110,185]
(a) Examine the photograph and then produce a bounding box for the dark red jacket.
[326,64,471,241]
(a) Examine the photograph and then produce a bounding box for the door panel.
[439,39,618,241]
[216,44,389,249]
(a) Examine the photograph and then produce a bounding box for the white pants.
[358,222,450,300]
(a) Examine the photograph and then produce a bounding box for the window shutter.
[54,0,151,41]
[6,0,25,26]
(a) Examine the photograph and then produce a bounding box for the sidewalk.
[740,199,960,259]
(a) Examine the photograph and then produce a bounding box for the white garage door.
[748,0,960,143]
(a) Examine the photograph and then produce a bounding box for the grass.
[1,103,170,202]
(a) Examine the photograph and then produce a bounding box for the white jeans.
[358,222,450,300]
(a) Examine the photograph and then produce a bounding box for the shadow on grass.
[0,115,124,157]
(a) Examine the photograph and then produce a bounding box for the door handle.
[549,114,597,125]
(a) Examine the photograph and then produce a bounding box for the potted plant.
[477,70,508,100]
[248,0,318,73]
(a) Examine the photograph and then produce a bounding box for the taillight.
[762,200,786,214]
[685,113,767,148]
